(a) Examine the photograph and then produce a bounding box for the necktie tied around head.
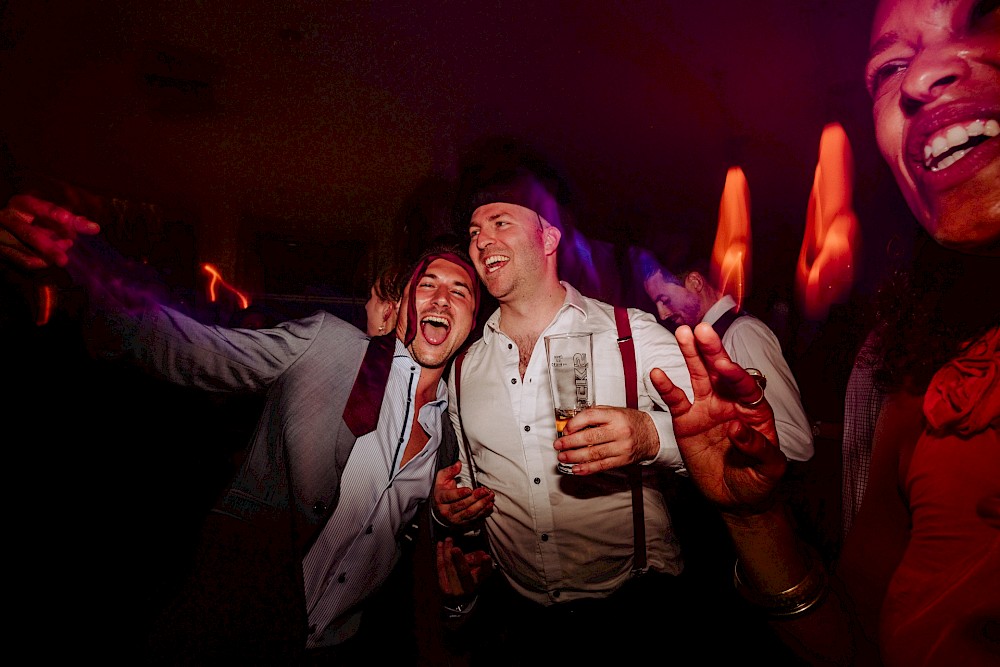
[343,333,396,437]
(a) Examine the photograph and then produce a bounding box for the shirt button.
[541,533,549,541]
[366,525,374,534]
[524,425,530,432]
[337,573,347,584]
[312,501,326,515]
[533,477,541,485]
[508,343,513,349]
[511,378,517,384]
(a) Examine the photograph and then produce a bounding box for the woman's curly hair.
[868,233,1000,395]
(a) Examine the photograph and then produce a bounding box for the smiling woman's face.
[867,0,1000,254]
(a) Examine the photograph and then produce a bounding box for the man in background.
[642,257,814,463]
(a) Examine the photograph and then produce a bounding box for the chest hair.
[510,332,539,379]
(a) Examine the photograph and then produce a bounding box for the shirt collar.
[482,280,587,343]
[703,293,738,325]
[559,281,589,316]
[390,335,448,406]
[391,335,411,359]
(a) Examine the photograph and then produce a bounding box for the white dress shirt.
[303,339,447,648]
[705,295,814,462]
[448,283,693,605]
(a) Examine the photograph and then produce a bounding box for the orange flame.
[711,166,751,310]
[202,263,250,309]
[796,123,859,321]
[35,284,55,326]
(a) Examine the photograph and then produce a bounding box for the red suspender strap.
[615,307,639,409]
[614,306,647,574]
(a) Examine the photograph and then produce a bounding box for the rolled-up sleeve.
[629,310,693,470]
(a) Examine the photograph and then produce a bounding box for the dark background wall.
[2,1,915,313]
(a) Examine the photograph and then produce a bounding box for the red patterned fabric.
[881,327,1000,667]
[923,326,1000,436]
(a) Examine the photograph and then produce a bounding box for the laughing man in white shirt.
[431,167,740,665]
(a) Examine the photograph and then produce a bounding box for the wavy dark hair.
[370,262,407,304]
[867,232,1000,395]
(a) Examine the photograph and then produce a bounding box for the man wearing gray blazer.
[0,196,479,664]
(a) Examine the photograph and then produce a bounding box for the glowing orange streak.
[796,123,859,321]
[35,285,55,326]
[712,166,751,310]
[202,263,250,309]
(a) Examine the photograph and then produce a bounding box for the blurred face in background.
[643,270,704,330]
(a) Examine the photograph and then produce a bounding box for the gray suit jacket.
[93,303,457,662]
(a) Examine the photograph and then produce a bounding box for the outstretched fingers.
[9,194,100,236]
[672,324,716,400]
[649,367,691,416]
[2,195,100,268]
[0,233,52,269]
[691,322,763,405]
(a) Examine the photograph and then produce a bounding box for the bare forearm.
[723,505,809,593]
[722,506,872,665]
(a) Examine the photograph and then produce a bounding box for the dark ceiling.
[0,0,914,313]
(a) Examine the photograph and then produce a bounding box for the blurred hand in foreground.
[0,194,100,270]
[650,322,787,514]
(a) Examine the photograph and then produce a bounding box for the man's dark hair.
[371,263,407,304]
[406,241,475,279]
[671,258,713,286]
[640,251,711,288]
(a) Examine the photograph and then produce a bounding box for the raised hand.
[433,460,495,527]
[0,194,100,269]
[650,322,786,513]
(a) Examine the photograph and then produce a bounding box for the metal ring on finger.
[740,368,767,407]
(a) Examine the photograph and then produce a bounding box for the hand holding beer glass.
[544,332,595,474]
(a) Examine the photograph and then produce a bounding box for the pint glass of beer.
[544,332,595,474]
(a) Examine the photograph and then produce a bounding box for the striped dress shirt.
[302,339,447,648]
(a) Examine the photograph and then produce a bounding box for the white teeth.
[485,255,509,266]
[923,117,1000,169]
[935,149,967,171]
[422,315,448,325]
[931,135,949,157]
[946,125,968,147]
